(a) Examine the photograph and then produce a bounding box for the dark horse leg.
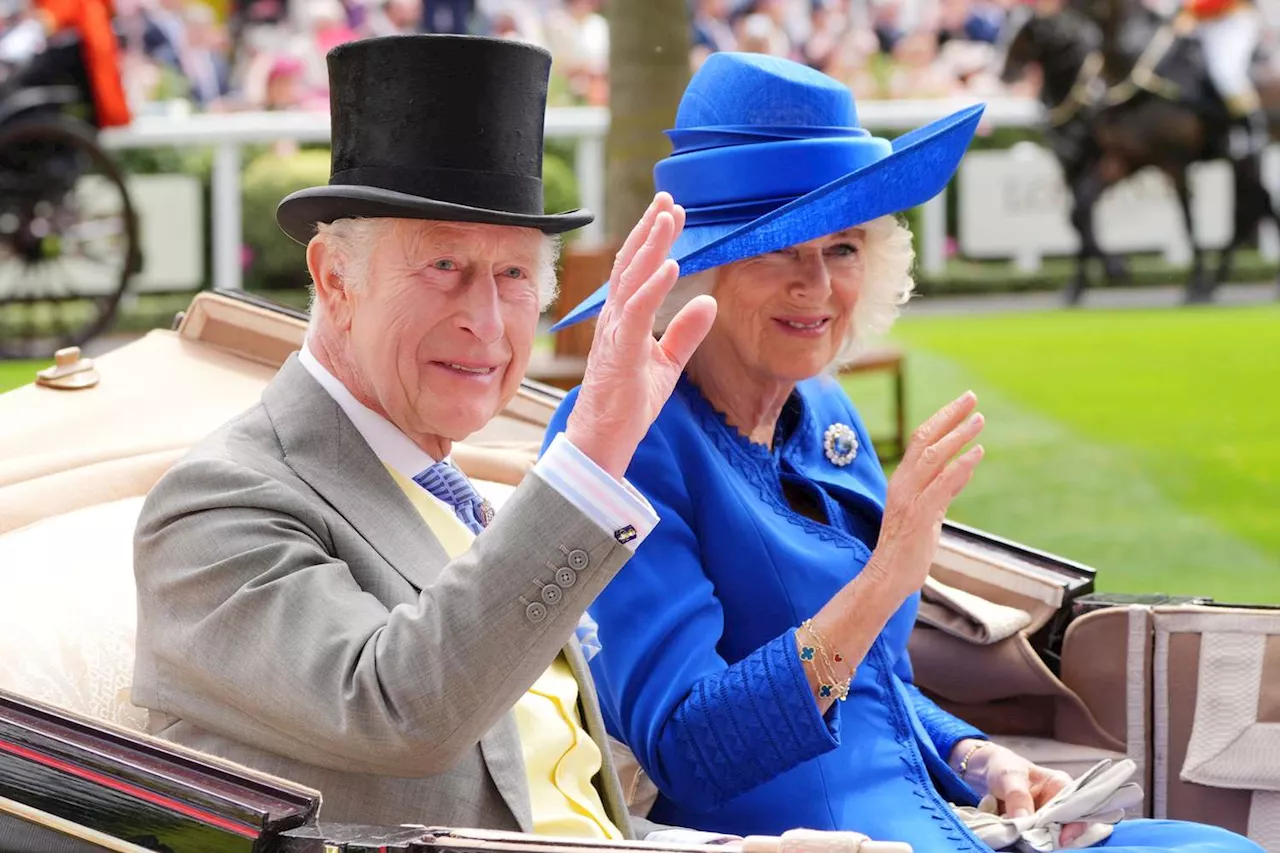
[1067,169,1111,306]
[1214,154,1276,292]
[1173,171,1212,304]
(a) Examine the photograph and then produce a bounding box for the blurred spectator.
[735,12,789,56]
[0,0,1030,119]
[300,0,357,95]
[961,0,1007,42]
[870,0,906,53]
[141,0,188,71]
[820,26,882,96]
[887,29,961,98]
[312,0,358,53]
[365,0,423,36]
[544,0,607,104]
[340,0,368,30]
[262,54,319,110]
[233,0,291,27]
[180,2,231,107]
[423,0,475,33]
[485,1,546,45]
[751,0,811,55]
[691,0,737,66]
[802,0,849,70]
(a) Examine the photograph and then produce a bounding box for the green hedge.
[240,148,328,289]
[237,146,580,290]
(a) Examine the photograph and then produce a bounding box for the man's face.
[330,219,546,447]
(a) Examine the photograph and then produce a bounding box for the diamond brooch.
[823,423,858,467]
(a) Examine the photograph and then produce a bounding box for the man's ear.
[307,236,354,332]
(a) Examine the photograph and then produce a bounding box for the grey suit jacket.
[131,356,645,836]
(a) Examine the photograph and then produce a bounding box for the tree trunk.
[603,0,691,246]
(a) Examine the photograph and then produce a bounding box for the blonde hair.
[306,217,562,327]
[653,214,916,370]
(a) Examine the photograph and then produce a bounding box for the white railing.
[100,100,1045,293]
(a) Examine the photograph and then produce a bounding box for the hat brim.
[551,103,984,331]
[276,184,595,245]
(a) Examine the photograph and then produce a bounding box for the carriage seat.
[0,475,521,734]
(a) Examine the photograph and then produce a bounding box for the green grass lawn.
[844,303,1280,604]
[0,361,40,394]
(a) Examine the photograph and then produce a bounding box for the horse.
[995,5,1129,301]
[996,2,1280,304]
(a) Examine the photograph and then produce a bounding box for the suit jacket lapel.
[563,637,637,840]
[261,355,449,591]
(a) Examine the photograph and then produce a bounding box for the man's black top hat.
[276,34,593,244]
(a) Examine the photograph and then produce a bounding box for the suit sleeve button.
[555,567,577,588]
[567,549,589,571]
[526,602,548,623]
[540,584,563,605]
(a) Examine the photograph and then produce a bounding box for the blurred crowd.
[0,0,1039,118]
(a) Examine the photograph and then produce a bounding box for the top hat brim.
[551,103,984,332]
[276,184,595,246]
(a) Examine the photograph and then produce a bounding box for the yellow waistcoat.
[384,465,623,840]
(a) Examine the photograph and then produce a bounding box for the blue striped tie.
[413,461,490,535]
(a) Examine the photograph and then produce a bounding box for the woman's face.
[702,228,865,384]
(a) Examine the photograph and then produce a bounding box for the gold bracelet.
[798,620,854,701]
[804,619,854,680]
[957,741,989,778]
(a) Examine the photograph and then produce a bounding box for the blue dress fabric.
[541,374,1263,853]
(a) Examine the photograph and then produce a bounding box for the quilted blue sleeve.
[542,391,841,812]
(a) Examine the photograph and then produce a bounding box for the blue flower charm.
[823,423,858,467]
[801,645,816,661]
[819,685,833,698]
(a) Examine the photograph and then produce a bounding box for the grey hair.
[306,218,562,329]
[653,214,916,371]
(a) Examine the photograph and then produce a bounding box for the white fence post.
[99,100,1057,288]
[211,141,243,292]
[575,135,606,249]
[921,193,947,275]
[1261,146,1280,263]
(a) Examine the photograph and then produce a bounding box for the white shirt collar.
[298,341,442,481]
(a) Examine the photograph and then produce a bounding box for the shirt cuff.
[532,432,660,551]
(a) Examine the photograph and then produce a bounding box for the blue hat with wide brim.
[552,52,985,331]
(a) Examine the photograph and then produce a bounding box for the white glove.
[951,758,1145,852]
[741,829,912,853]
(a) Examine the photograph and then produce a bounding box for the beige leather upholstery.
[989,736,1127,781]
[1150,606,1280,849]
[908,543,1131,782]
[0,496,150,731]
[0,478,518,731]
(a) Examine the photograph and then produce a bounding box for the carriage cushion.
[0,477,520,733]
[0,496,150,731]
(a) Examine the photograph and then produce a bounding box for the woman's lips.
[773,316,832,336]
